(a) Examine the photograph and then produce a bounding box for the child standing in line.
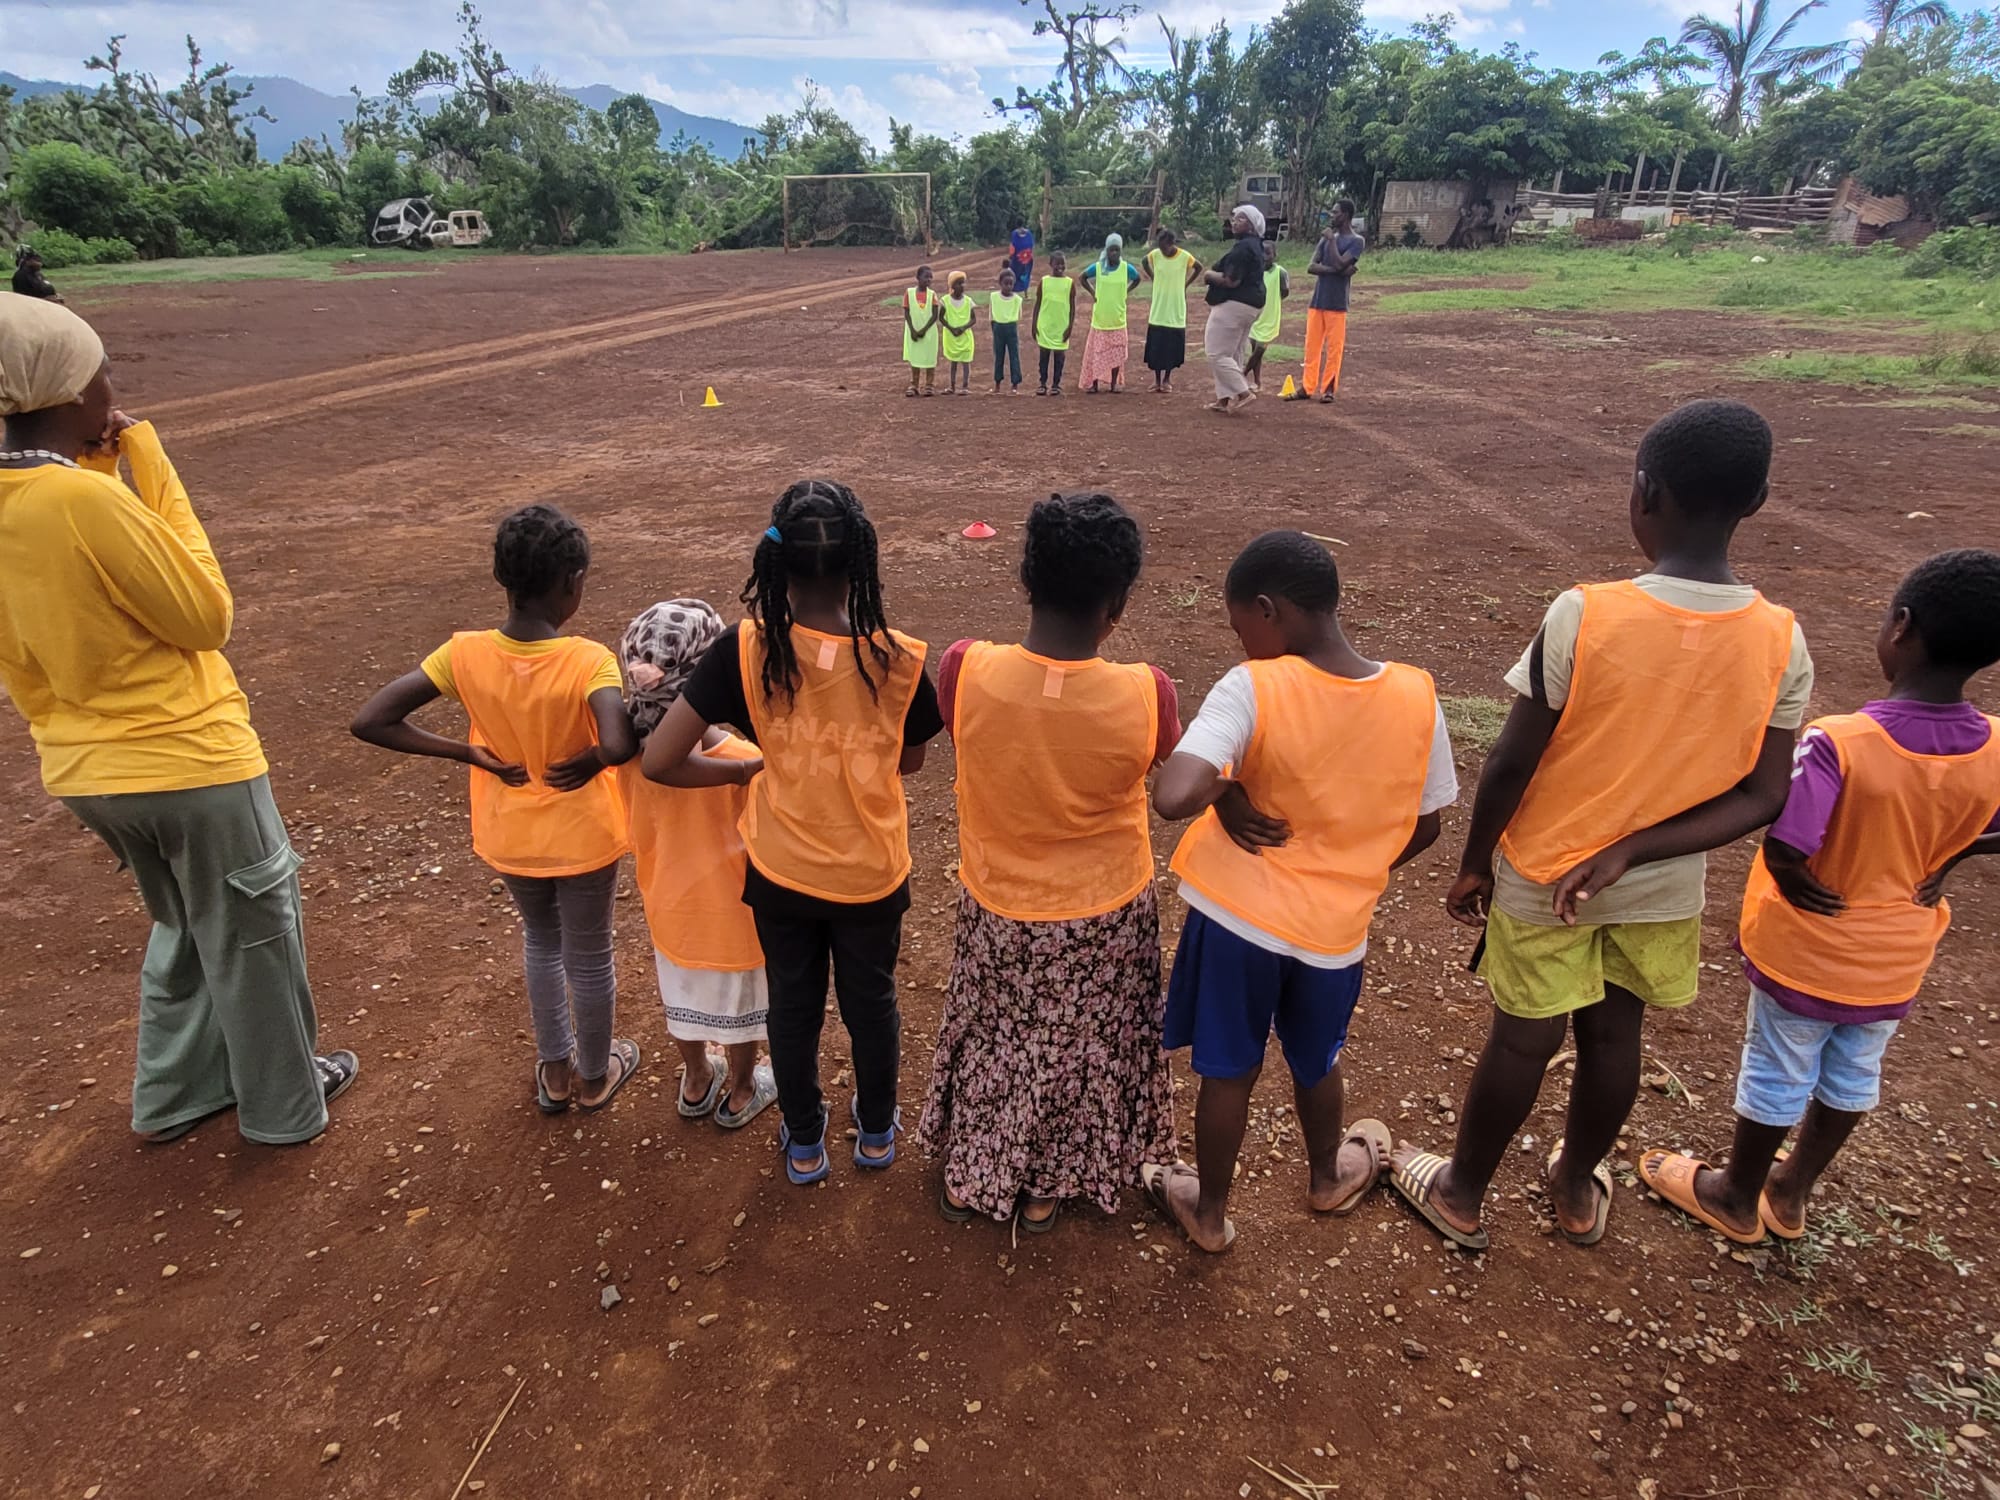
[1392,399,1814,1253]
[1141,228,1201,393]
[921,493,1182,1232]
[939,271,978,396]
[1033,252,1074,397]
[642,480,944,1186]
[988,268,1024,395]
[618,599,778,1129]
[902,265,940,398]
[1077,234,1142,395]
[1640,549,2000,1245]
[1146,532,1459,1253]
[352,505,642,1113]
[1243,240,1289,392]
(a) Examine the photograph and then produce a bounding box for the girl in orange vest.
[618,599,777,1129]
[1147,531,1459,1253]
[642,480,942,1185]
[1639,549,2000,1245]
[352,505,642,1112]
[1392,399,1813,1253]
[919,493,1182,1231]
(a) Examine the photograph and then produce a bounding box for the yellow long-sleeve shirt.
[0,422,266,796]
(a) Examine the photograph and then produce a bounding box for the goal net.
[1044,175,1162,252]
[782,173,934,252]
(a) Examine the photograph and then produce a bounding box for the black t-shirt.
[1205,237,1268,309]
[680,622,944,921]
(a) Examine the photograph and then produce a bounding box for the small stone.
[1402,1339,1429,1360]
[467,1483,486,1494]
[600,1285,622,1312]
[733,1211,746,1228]
[1603,1307,1622,1324]
[1272,1368,1291,1383]
[698,1313,720,1328]
[18,1248,40,1260]
[1856,1423,1880,1439]
[1666,1411,1684,1431]
[1959,1424,1986,1442]
[964,1400,982,1414]
[85,1488,102,1499]
[1504,1453,1521,1473]
[1638,1481,1660,1500]
[320,1442,342,1464]
[913,1438,929,1453]
[669,1275,682,1292]
[160,1264,179,1278]
[1620,1401,1637,1417]
[1436,1396,1454,1410]
[1382,1303,1397,1318]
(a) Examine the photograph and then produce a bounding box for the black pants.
[753,908,904,1145]
[992,324,1022,386]
[1037,346,1066,390]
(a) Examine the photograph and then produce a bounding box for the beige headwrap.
[0,296,106,416]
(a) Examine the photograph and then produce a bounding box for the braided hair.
[1020,491,1143,618]
[493,503,590,602]
[742,478,902,703]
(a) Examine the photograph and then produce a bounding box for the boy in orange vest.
[1391,399,1814,1252]
[1639,549,2000,1244]
[1145,531,1459,1252]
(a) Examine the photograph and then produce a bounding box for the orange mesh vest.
[1739,713,2000,1007]
[739,623,928,903]
[953,643,1159,922]
[450,631,628,878]
[1170,659,1437,955]
[1500,582,1795,884]
[617,736,762,971]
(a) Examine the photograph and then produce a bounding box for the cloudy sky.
[4,0,1890,142]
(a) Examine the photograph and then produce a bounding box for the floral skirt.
[919,885,1177,1219]
[1077,326,1128,387]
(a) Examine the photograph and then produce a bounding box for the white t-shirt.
[1175,662,1460,967]
[1492,574,1815,926]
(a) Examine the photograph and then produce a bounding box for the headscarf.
[1232,204,1266,239]
[1104,232,1123,252]
[948,269,967,292]
[0,295,104,417]
[620,598,725,737]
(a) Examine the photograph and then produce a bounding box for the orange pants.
[1303,309,1348,396]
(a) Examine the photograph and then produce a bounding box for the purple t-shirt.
[1745,700,1999,1023]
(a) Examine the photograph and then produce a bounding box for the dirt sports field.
[4,245,1998,1500]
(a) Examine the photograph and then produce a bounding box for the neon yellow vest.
[989,291,1023,324]
[1035,276,1074,351]
[1146,250,1189,330]
[1090,258,1131,331]
[1251,265,1284,343]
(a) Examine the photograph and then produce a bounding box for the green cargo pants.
[63,774,328,1144]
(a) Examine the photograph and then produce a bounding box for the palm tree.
[1863,0,1955,48]
[1679,1,1850,135]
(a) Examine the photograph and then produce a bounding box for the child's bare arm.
[1392,811,1443,870]
[1153,753,1289,853]
[548,686,639,791]
[1919,830,2000,907]
[351,670,527,784]
[1551,725,1797,924]
[1445,693,1560,925]
[899,744,928,775]
[1762,834,1846,916]
[641,697,760,788]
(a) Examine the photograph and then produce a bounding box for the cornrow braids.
[493,503,590,601]
[740,478,903,703]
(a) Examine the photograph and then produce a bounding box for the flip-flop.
[1760,1147,1805,1240]
[939,1186,976,1223]
[1139,1161,1236,1253]
[536,1055,574,1115]
[1017,1197,1061,1235]
[715,1064,777,1130]
[678,1052,726,1119]
[1545,1140,1614,1247]
[1389,1149,1490,1252]
[1319,1117,1392,1216]
[1637,1150,1767,1246]
[578,1039,641,1113]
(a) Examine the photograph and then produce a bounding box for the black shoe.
[317,1050,360,1105]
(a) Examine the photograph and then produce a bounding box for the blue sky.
[3,0,1893,143]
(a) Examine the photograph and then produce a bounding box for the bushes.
[29,229,139,268]
[170,171,293,255]
[1904,226,2000,281]
[13,142,150,244]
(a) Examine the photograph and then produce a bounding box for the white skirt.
[655,951,769,1044]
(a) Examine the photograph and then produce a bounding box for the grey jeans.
[64,775,327,1144]
[1205,299,1259,401]
[500,862,620,1080]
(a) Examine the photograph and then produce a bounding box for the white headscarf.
[1104,232,1123,252]
[0,295,105,416]
[1233,204,1267,239]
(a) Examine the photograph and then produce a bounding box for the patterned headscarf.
[620,598,725,737]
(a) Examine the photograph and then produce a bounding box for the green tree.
[1679,1,1850,134]
[13,140,149,241]
[1250,0,1365,231]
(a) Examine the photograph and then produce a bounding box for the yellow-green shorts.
[1478,907,1702,1021]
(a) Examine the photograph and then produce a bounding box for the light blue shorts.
[1734,988,1899,1127]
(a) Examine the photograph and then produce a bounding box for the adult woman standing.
[1203,205,1269,413]
[1076,234,1141,395]
[0,297,356,1145]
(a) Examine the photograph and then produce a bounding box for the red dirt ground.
[4,247,1998,1500]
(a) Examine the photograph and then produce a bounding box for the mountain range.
[0,72,756,161]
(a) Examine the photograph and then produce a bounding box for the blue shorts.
[1163,908,1363,1085]
[1734,988,1899,1126]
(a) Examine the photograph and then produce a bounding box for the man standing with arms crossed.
[1296,199,1362,404]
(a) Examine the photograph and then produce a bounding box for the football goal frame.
[781,172,934,253]
[1040,170,1165,248]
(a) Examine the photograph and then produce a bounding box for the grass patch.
[1842,394,1998,410]
[1739,350,2000,391]
[1442,695,1510,753]
[1917,422,2000,441]
[58,249,434,289]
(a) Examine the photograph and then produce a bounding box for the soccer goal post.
[1040,170,1165,251]
[781,173,934,253]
